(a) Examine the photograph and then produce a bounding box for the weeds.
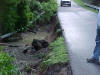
[41,37,69,69]
[0,46,20,75]
[0,0,57,34]
[74,0,98,13]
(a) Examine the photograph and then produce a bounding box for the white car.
[61,0,71,7]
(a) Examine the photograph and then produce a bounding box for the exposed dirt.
[2,21,71,75]
[40,63,69,75]
[2,24,57,75]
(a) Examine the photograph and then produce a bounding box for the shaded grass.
[41,37,69,69]
[74,0,98,13]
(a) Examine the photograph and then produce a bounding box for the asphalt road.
[58,0,100,75]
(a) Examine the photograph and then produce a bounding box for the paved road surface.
[58,0,100,75]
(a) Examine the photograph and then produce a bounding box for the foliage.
[41,37,69,69]
[83,0,100,6]
[29,0,57,24]
[0,0,20,34]
[39,0,57,24]
[90,0,100,6]
[37,0,50,3]
[16,0,33,32]
[56,29,62,34]
[0,0,32,34]
[74,0,98,13]
[29,0,43,24]
[0,47,19,75]
[0,0,57,34]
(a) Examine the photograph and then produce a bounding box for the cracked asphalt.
[58,0,100,75]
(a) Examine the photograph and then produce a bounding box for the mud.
[40,63,69,75]
[2,23,58,75]
[2,19,71,75]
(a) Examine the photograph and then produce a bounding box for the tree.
[0,0,20,34]
[16,0,31,31]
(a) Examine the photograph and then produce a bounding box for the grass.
[41,37,69,69]
[74,0,98,13]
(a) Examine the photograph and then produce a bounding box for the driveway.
[58,0,100,75]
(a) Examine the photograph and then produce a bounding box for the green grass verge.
[74,0,98,13]
[41,37,69,69]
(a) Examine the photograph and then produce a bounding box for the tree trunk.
[0,1,4,35]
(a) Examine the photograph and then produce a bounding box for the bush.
[0,0,20,34]
[29,0,43,24]
[38,0,57,24]
[0,0,32,34]
[74,0,98,13]
[29,0,57,24]
[16,0,33,32]
[0,47,19,75]
[0,0,57,34]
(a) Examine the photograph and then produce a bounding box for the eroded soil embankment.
[2,17,72,75]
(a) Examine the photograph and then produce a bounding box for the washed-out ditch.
[1,16,72,75]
